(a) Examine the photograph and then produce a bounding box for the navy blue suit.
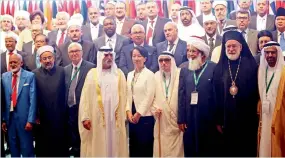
[118,43,158,76]
[178,61,218,157]
[2,69,36,157]
[156,39,188,66]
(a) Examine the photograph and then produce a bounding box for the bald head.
[9,53,23,73]
[164,22,178,43]
[131,24,146,45]
[31,24,44,40]
[170,3,181,23]
[88,6,100,25]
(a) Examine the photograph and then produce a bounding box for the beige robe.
[78,68,128,157]
[211,45,221,63]
[258,66,285,157]
[152,68,184,157]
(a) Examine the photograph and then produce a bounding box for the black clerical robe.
[33,66,68,157]
[178,61,218,157]
[213,59,259,157]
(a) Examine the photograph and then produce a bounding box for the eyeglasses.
[68,50,82,54]
[159,58,171,63]
[236,17,249,20]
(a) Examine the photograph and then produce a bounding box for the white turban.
[1,14,14,23]
[14,10,30,21]
[213,1,227,8]
[5,32,19,41]
[187,36,210,58]
[37,45,54,57]
[203,15,217,24]
[67,19,82,29]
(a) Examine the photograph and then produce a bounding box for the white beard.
[188,54,203,71]
[226,51,241,61]
[11,68,20,73]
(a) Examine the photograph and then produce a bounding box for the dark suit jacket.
[22,42,37,71]
[197,14,204,26]
[141,16,171,46]
[272,30,279,42]
[118,43,158,76]
[1,50,27,74]
[48,30,70,46]
[202,34,222,58]
[82,23,104,42]
[120,18,136,37]
[156,38,187,66]
[229,10,257,20]
[217,19,236,35]
[56,40,96,67]
[64,60,95,106]
[249,14,275,31]
[94,34,130,65]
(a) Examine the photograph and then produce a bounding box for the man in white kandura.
[78,46,128,157]
[152,51,184,157]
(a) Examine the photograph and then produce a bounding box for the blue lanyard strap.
[193,61,208,91]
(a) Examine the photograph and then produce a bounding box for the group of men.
[0,0,285,157]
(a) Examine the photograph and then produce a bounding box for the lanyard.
[163,73,171,99]
[70,66,81,82]
[193,61,208,91]
[265,66,275,94]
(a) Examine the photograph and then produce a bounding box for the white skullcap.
[14,10,30,21]
[187,36,210,58]
[107,1,116,6]
[5,32,19,41]
[203,15,217,23]
[1,14,14,23]
[37,45,54,57]
[70,13,83,25]
[213,1,227,8]
[67,19,82,29]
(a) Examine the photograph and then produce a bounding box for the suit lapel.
[174,40,182,61]
[98,25,103,37]
[76,61,86,88]
[2,53,7,72]
[115,35,122,53]
[153,17,161,39]
[121,19,128,35]
[7,72,12,95]
[215,35,222,47]
[17,70,26,99]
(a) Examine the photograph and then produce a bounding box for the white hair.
[5,32,19,42]
[68,42,82,52]
[56,11,70,21]
[131,24,145,33]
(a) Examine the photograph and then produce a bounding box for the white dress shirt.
[90,22,99,41]
[70,59,83,104]
[146,16,158,46]
[239,28,249,43]
[167,37,179,54]
[257,14,267,31]
[56,29,67,45]
[105,34,117,49]
[10,70,21,112]
[116,18,125,35]
[6,49,17,69]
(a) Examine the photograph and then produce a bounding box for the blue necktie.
[280,32,285,51]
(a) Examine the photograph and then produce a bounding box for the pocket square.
[23,83,29,86]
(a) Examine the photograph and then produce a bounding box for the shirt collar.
[239,28,249,34]
[58,29,67,34]
[90,22,99,28]
[6,49,16,54]
[148,16,158,23]
[72,58,83,68]
[168,37,179,45]
[116,17,125,24]
[12,68,21,77]
[206,34,217,40]
[105,33,117,41]
[134,42,144,47]
[257,14,267,19]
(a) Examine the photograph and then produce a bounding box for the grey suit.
[217,19,236,35]
[246,29,259,55]
[197,14,204,26]
[118,43,158,76]
[48,30,70,47]
[56,40,96,67]
[119,17,136,37]
[229,11,257,20]
[249,14,275,31]
[156,38,187,66]
[94,34,130,65]
[272,30,278,42]
[64,60,95,156]
[82,23,104,42]
[141,16,171,46]
[202,34,222,58]
[22,41,38,71]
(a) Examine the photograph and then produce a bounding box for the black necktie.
[209,37,214,54]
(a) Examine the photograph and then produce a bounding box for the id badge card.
[262,100,270,114]
[190,92,198,105]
